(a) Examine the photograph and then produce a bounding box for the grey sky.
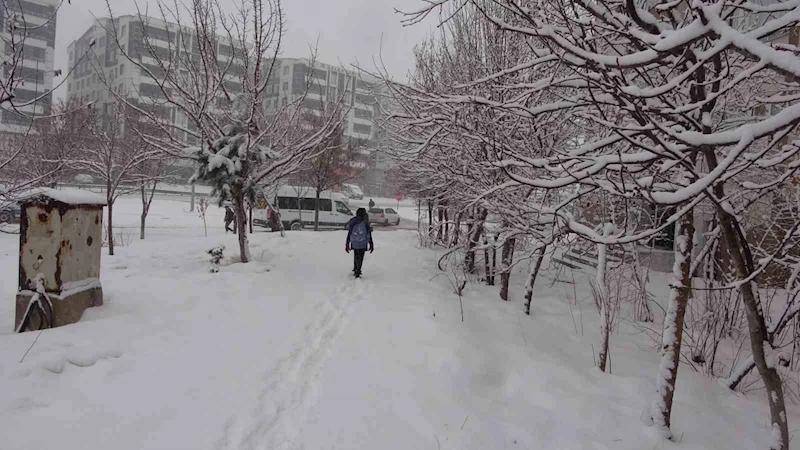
[52,0,436,101]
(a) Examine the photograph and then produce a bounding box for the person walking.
[224,205,236,234]
[368,198,375,209]
[346,208,374,278]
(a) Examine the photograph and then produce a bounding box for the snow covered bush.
[207,245,225,273]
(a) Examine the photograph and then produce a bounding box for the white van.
[341,183,364,200]
[254,186,354,231]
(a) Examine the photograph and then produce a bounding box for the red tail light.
[381,213,385,218]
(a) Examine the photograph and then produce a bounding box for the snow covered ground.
[0,197,795,449]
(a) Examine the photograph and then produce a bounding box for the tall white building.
[264,58,398,196]
[0,0,58,132]
[67,15,248,178]
[67,19,399,193]
[67,15,246,142]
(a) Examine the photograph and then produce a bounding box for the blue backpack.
[350,220,369,249]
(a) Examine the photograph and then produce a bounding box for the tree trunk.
[233,193,250,263]
[417,199,422,234]
[314,189,321,231]
[437,203,444,243]
[190,183,195,212]
[596,224,615,372]
[524,244,547,315]
[107,198,114,256]
[718,212,789,449]
[483,234,491,286]
[491,237,497,285]
[249,203,253,234]
[140,184,149,240]
[500,234,516,301]
[651,211,694,438]
[703,148,789,449]
[451,212,461,248]
[444,205,449,243]
[465,209,488,274]
[428,200,434,242]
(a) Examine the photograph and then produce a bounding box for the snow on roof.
[18,188,107,206]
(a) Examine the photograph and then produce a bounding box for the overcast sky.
[52,0,437,100]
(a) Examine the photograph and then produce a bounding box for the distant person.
[224,205,236,234]
[368,198,375,209]
[345,208,374,278]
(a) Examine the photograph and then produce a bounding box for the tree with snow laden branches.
[100,0,343,263]
[389,0,800,446]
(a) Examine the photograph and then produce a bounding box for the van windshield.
[335,201,351,215]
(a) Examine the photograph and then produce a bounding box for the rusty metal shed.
[15,188,106,332]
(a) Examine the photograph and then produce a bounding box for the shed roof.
[18,188,107,206]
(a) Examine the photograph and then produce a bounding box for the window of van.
[335,201,351,215]
[300,198,332,211]
[369,208,383,214]
[300,198,314,210]
[278,196,298,210]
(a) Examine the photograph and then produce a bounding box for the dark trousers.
[353,248,366,274]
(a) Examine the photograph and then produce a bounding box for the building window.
[282,81,287,92]
[121,24,127,36]
[353,123,372,135]
[354,108,372,120]
[302,98,323,110]
[120,63,125,75]
[312,68,326,79]
[355,93,374,105]
[283,66,289,75]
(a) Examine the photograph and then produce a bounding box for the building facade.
[67,15,247,177]
[67,20,400,194]
[264,58,398,197]
[0,0,58,132]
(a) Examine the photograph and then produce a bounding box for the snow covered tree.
[298,101,361,231]
[101,0,343,263]
[394,0,800,445]
[73,103,161,255]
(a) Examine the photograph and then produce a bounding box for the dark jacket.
[346,216,373,249]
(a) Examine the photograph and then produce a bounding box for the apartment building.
[264,58,399,196]
[67,15,249,177]
[0,0,58,132]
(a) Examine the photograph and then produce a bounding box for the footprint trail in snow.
[216,280,368,450]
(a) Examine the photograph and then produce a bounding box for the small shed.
[15,188,106,332]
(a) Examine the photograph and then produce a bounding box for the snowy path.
[217,280,368,450]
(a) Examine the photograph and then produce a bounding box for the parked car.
[0,204,21,224]
[341,183,364,200]
[369,207,400,226]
